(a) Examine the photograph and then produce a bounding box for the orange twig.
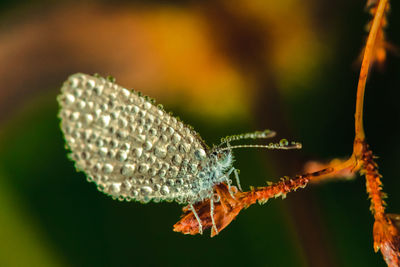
[174,0,399,265]
[354,0,388,141]
[362,143,400,265]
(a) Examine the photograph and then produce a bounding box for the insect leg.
[225,166,242,192]
[233,168,242,191]
[190,204,203,235]
[210,198,219,235]
[224,167,236,199]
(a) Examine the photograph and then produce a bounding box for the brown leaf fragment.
[373,216,400,267]
[173,183,245,237]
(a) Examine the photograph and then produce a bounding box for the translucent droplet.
[140,186,153,196]
[70,112,80,121]
[118,118,128,128]
[111,111,120,120]
[65,94,75,105]
[160,185,170,195]
[77,100,86,109]
[116,130,127,140]
[143,141,153,151]
[138,164,149,173]
[172,133,181,144]
[121,164,135,176]
[84,114,93,124]
[166,127,174,136]
[103,163,114,174]
[279,139,289,147]
[120,143,130,151]
[93,84,103,95]
[179,144,189,153]
[194,149,206,160]
[172,155,182,165]
[100,103,108,112]
[109,140,118,148]
[133,148,143,158]
[148,168,157,176]
[149,128,157,136]
[69,77,79,88]
[109,183,121,194]
[143,102,152,110]
[86,79,95,89]
[116,151,128,162]
[154,147,167,158]
[100,115,110,127]
[121,88,130,98]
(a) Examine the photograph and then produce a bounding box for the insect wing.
[58,73,208,203]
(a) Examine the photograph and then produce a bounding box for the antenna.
[216,140,302,153]
[219,129,276,147]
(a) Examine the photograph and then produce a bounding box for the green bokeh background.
[0,1,399,266]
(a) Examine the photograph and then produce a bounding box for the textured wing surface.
[58,73,208,203]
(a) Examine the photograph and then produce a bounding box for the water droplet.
[93,84,103,95]
[279,139,289,146]
[93,163,102,173]
[70,112,80,121]
[103,163,114,174]
[172,155,182,165]
[100,103,108,111]
[65,94,75,104]
[143,141,153,151]
[154,147,167,158]
[109,183,121,194]
[77,100,86,109]
[69,77,79,88]
[116,130,127,140]
[100,115,110,127]
[121,88,130,98]
[166,127,174,136]
[73,89,83,98]
[81,151,90,160]
[138,164,149,173]
[133,148,143,158]
[118,118,128,128]
[86,79,95,89]
[179,144,189,153]
[121,181,132,192]
[194,149,206,160]
[149,128,157,136]
[172,133,181,144]
[109,140,118,148]
[116,151,128,162]
[84,114,93,124]
[143,102,152,110]
[160,185,170,195]
[111,111,120,120]
[120,143,130,151]
[121,164,135,176]
[148,168,157,176]
[140,186,153,196]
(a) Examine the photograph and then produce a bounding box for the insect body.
[58,73,300,234]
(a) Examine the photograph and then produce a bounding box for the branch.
[174,1,399,265]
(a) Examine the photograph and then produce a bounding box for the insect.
[58,73,301,234]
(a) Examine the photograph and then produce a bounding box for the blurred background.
[0,0,399,266]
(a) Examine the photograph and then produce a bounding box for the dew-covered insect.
[58,73,301,234]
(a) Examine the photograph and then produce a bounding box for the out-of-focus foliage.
[0,0,399,266]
